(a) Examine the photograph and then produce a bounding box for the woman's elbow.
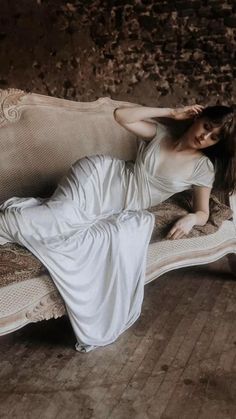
[201,210,210,225]
[113,107,118,121]
[113,107,124,123]
[193,210,209,225]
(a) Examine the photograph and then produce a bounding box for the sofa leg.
[227,253,236,277]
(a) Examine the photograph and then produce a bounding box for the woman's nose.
[201,132,211,141]
[198,135,205,142]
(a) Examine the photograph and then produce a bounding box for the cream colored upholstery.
[0,89,139,203]
[0,88,236,336]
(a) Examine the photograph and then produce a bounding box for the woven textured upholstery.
[0,89,139,203]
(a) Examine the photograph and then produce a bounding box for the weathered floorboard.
[0,257,236,419]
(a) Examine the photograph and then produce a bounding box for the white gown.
[0,125,215,352]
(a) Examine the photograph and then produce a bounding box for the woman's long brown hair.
[196,105,236,196]
[158,105,236,196]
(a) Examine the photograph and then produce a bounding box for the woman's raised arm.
[114,105,174,123]
[113,104,204,140]
[113,105,174,140]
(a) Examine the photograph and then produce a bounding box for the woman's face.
[187,116,221,150]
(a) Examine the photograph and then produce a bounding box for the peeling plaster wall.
[0,0,235,106]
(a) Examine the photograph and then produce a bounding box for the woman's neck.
[165,135,201,156]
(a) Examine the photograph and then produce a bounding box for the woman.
[114,103,236,239]
[0,102,235,352]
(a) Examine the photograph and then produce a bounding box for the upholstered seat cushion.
[149,190,233,243]
[0,243,48,287]
[0,191,233,289]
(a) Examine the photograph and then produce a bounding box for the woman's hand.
[166,214,196,240]
[171,104,204,120]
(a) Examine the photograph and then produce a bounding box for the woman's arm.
[191,185,211,225]
[114,105,174,123]
[113,105,173,140]
[113,103,204,141]
[166,186,211,240]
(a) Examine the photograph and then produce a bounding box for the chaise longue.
[0,88,235,337]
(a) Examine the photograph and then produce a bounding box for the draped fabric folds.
[0,125,215,352]
[0,154,155,352]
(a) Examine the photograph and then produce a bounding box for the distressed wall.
[0,0,235,106]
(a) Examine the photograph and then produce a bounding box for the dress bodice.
[123,123,215,210]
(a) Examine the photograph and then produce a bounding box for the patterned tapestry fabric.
[0,191,233,288]
[0,242,48,288]
[148,190,233,243]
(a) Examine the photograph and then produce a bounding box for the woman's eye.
[204,123,211,130]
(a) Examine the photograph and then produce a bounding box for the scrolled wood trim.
[146,240,236,283]
[25,291,66,322]
[0,291,66,336]
[0,88,27,126]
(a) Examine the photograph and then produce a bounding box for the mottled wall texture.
[0,0,235,106]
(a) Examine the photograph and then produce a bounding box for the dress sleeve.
[192,156,215,188]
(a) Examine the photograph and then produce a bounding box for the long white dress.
[0,125,215,352]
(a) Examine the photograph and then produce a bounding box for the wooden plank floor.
[0,257,236,419]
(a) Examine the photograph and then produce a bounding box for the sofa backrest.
[0,89,145,203]
[0,88,229,207]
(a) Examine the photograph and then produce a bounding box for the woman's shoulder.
[196,154,214,170]
[191,154,215,187]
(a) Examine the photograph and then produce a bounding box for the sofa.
[0,88,235,337]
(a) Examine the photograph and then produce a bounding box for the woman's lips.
[195,137,201,145]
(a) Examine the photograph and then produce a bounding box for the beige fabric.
[149,190,233,243]
[0,90,140,203]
